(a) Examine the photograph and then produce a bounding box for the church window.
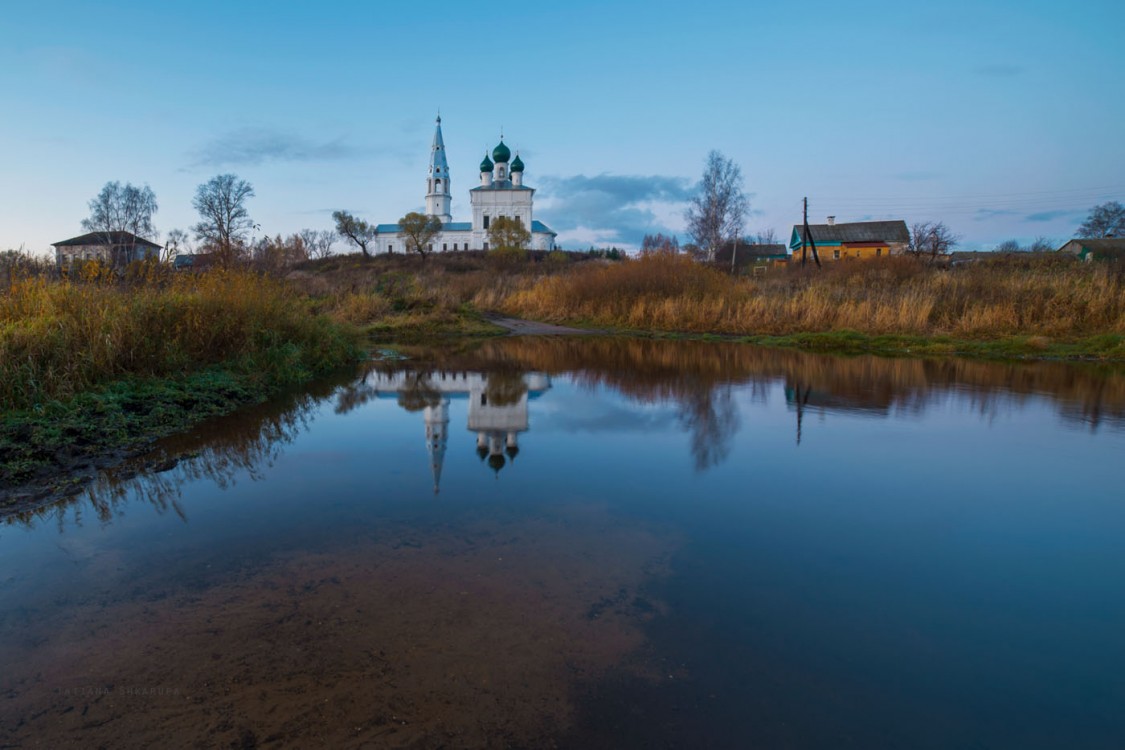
[443,243,447,251]
[483,215,490,229]
[435,178,441,191]
[387,244,393,252]
[483,242,489,251]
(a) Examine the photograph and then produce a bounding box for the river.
[2,338,1124,748]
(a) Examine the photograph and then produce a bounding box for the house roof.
[52,231,162,248]
[790,220,909,247]
[1060,238,1125,255]
[715,242,787,264]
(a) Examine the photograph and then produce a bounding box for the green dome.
[510,154,524,172]
[492,140,511,163]
[480,153,494,172]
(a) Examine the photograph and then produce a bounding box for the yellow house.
[790,218,909,262]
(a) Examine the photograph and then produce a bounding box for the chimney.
[826,216,836,226]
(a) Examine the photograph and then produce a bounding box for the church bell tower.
[425,115,453,223]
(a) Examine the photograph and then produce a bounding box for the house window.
[483,215,490,229]
[833,250,840,260]
[876,248,882,257]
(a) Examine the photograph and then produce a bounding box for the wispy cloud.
[973,208,1018,221]
[973,63,1024,77]
[1026,209,1077,222]
[190,128,361,167]
[536,174,694,246]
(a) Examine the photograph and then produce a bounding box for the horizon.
[2,0,1122,256]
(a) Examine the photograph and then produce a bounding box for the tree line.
[46,167,1125,272]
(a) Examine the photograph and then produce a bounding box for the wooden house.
[1058,238,1125,262]
[789,219,909,261]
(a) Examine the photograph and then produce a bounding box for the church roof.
[374,220,552,235]
[492,140,511,163]
[374,222,473,234]
[470,182,534,192]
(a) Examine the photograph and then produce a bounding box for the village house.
[52,231,161,271]
[789,218,910,261]
[714,241,789,271]
[1058,237,1125,262]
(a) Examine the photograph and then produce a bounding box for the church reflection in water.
[363,371,552,492]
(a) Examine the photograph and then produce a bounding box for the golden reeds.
[1,268,357,411]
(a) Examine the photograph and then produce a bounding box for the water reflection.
[340,369,552,490]
[4,378,339,528]
[8,337,1125,526]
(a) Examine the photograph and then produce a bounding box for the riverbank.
[290,251,1125,361]
[1,268,361,510]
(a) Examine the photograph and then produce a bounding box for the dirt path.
[485,314,600,336]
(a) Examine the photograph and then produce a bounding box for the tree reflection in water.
[11,338,1125,525]
[4,380,337,529]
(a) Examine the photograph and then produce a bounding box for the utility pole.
[730,235,738,275]
[802,197,821,269]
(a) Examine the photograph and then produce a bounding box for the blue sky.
[2,0,1122,254]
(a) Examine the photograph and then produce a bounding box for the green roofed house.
[52,231,162,271]
[789,218,910,261]
[714,242,789,272]
[1058,238,1125,262]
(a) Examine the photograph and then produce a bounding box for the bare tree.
[754,228,778,245]
[164,228,191,263]
[82,181,158,238]
[399,212,443,259]
[192,174,255,263]
[1077,201,1125,238]
[81,181,159,265]
[995,239,1022,253]
[332,210,376,257]
[685,151,748,261]
[1028,236,1055,252]
[908,221,959,259]
[252,233,308,273]
[299,229,336,260]
[641,232,679,254]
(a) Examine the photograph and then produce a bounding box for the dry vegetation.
[282,251,1125,354]
[499,253,1125,341]
[1,262,358,411]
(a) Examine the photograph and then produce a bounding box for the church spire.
[424,398,450,494]
[426,114,452,223]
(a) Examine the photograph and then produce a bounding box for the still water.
[2,338,1124,748]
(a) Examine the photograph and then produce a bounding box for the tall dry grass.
[1,267,358,411]
[498,254,1125,338]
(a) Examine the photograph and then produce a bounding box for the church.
[372,116,557,253]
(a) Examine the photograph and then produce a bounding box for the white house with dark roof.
[372,116,556,253]
[52,231,162,270]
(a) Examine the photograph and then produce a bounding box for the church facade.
[372,117,556,253]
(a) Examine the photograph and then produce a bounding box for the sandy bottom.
[1,505,677,749]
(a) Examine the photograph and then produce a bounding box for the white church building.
[372,116,556,253]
